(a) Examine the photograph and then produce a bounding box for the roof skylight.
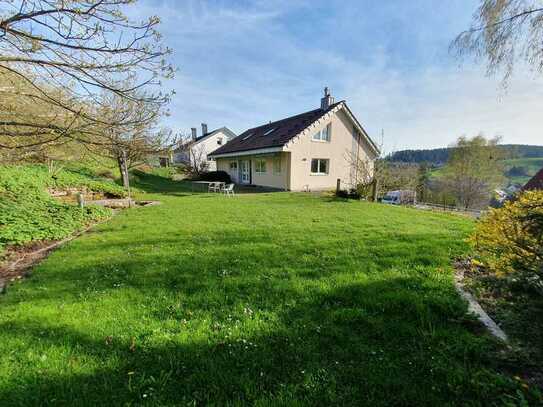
[263,127,277,136]
[242,133,253,141]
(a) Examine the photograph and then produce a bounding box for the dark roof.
[523,167,543,191]
[210,102,344,156]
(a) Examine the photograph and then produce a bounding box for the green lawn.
[0,176,532,405]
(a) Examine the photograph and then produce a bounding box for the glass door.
[240,160,250,184]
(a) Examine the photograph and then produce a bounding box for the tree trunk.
[117,154,130,189]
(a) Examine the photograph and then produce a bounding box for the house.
[172,124,236,171]
[523,167,543,191]
[208,88,380,191]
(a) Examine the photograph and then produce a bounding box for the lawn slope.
[0,179,532,405]
[0,164,125,257]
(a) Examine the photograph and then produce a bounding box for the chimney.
[320,87,335,110]
[191,127,197,140]
[201,123,208,136]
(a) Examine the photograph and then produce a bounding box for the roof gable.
[175,126,236,152]
[194,126,236,143]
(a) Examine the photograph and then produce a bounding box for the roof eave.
[209,146,285,159]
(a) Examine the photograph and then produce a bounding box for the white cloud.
[132,0,543,150]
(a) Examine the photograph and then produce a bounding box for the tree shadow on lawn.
[0,277,517,406]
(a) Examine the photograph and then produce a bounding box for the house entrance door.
[240,160,250,184]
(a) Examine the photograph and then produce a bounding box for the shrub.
[197,171,232,184]
[96,169,116,179]
[0,165,119,255]
[470,190,543,293]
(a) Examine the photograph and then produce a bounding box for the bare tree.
[0,0,173,149]
[90,90,173,189]
[451,0,543,84]
[344,137,424,201]
[175,136,209,176]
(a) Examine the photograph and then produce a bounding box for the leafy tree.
[416,162,430,201]
[442,135,505,209]
[452,0,543,84]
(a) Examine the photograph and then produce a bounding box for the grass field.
[0,174,534,405]
[427,157,543,187]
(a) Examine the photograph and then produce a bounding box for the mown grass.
[0,175,534,405]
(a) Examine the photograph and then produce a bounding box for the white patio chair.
[223,183,235,197]
[208,182,219,193]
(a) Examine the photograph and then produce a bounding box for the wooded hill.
[387,144,543,164]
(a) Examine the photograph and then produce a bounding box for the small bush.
[197,171,232,184]
[470,190,543,293]
[96,169,116,179]
[0,165,120,255]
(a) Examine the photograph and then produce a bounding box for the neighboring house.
[208,88,380,191]
[523,167,543,191]
[173,124,236,171]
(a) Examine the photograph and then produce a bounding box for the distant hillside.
[388,144,543,165]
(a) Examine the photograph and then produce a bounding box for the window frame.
[310,158,330,175]
[229,161,238,170]
[255,159,267,174]
[311,123,332,143]
[273,157,281,174]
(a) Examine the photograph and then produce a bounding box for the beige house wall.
[216,152,290,189]
[285,108,376,191]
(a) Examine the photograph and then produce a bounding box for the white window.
[273,157,281,174]
[255,159,267,174]
[312,123,331,142]
[217,137,223,145]
[229,161,237,170]
[311,159,329,175]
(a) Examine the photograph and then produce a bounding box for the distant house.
[173,124,236,171]
[523,167,543,191]
[209,88,379,191]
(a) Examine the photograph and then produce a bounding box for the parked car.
[382,190,416,205]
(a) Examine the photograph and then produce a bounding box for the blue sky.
[135,0,542,151]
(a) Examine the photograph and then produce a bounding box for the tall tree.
[0,0,173,149]
[91,90,173,189]
[443,135,504,209]
[451,0,543,84]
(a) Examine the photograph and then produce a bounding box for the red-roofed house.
[523,167,543,191]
